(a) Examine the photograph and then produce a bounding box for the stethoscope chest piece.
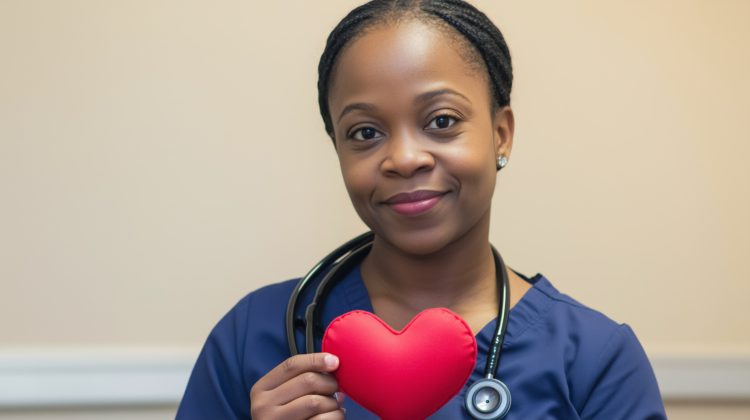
[465,378,511,419]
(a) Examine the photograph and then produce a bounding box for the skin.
[250,353,345,420]
[329,20,531,334]
[250,19,531,420]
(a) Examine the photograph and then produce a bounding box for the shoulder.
[524,275,624,344]
[235,279,303,379]
[199,277,301,357]
[241,278,300,308]
[514,275,665,418]
[526,275,649,371]
[241,278,300,318]
[176,278,303,420]
[206,278,299,343]
[219,278,300,350]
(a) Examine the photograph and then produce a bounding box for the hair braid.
[317,0,513,138]
[425,9,512,109]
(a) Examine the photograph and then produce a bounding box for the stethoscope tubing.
[485,246,510,379]
[306,241,373,354]
[285,232,512,419]
[287,231,509,381]
[286,231,374,356]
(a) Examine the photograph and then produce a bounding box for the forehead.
[328,20,490,111]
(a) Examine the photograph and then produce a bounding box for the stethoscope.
[285,231,512,419]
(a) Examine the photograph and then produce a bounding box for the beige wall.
[1,0,749,417]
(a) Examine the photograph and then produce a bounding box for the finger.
[279,394,340,420]
[257,353,339,391]
[334,392,345,408]
[309,408,346,420]
[273,371,339,406]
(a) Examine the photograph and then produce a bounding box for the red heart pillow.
[322,308,477,420]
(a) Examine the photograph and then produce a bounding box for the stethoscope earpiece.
[464,378,511,420]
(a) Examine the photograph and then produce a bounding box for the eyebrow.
[337,103,378,123]
[414,89,471,106]
[336,89,471,123]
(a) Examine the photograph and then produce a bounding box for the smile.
[385,190,445,216]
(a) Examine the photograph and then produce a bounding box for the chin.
[376,225,460,257]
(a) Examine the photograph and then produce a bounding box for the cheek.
[339,155,376,218]
[445,140,497,199]
[460,164,496,212]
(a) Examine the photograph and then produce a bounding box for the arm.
[175,293,345,420]
[176,295,253,420]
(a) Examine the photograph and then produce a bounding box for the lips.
[385,190,445,216]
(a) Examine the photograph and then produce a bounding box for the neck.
[360,212,499,333]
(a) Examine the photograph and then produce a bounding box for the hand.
[250,353,346,420]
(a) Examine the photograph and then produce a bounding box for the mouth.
[384,190,446,216]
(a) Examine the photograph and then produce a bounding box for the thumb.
[320,353,339,372]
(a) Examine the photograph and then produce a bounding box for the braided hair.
[317,0,513,138]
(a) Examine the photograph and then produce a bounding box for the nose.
[380,130,435,178]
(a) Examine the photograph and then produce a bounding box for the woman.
[177,1,666,419]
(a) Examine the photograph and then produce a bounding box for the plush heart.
[322,308,477,420]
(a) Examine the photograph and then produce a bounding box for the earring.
[497,156,508,169]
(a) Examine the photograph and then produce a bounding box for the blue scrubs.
[177,265,666,419]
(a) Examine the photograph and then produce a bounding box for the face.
[328,20,514,255]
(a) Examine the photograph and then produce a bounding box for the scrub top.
[176,265,666,420]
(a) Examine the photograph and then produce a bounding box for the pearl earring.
[497,156,508,169]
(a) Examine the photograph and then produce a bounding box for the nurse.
[177,1,666,419]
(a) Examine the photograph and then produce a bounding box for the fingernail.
[324,354,338,368]
[335,392,346,407]
[342,407,347,414]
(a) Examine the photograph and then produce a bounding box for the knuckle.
[281,356,298,375]
[249,381,265,398]
[310,353,325,369]
[305,394,323,410]
[248,388,266,410]
[300,371,318,388]
[249,400,269,418]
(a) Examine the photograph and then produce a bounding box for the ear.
[492,106,515,169]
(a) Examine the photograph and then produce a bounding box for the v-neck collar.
[319,263,559,361]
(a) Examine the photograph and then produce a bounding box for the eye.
[351,127,383,141]
[426,115,458,130]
